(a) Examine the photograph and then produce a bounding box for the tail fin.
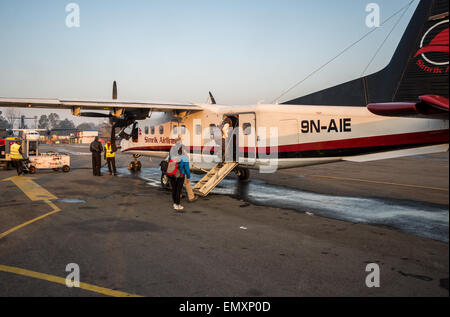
[284,0,449,106]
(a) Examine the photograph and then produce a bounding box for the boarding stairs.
[193,162,238,197]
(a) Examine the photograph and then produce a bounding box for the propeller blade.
[209,91,216,104]
[113,81,118,100]
[79,112,112,118]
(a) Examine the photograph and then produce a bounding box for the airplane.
[1,129,49,141]
[0,0,448,193]
[10,129,42,141]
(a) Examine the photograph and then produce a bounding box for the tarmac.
[0,144,448,297]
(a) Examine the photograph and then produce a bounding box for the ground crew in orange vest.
[104,140,117,176]
[10,140,24,176]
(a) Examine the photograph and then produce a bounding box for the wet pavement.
[117,166,449,243]
[0,144,448,297]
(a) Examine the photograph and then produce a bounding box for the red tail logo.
[415,19,449,73]
[414,27,449,58]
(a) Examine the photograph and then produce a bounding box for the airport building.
[74,130,99,144]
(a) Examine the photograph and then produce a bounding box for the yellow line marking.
[1,177,61,239]
[0,200,60,240]
[0,264,142,297]
[2,176,57,201]
[309,175,449,192]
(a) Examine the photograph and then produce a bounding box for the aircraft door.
[131,122,139,142]
[238,113,256,165]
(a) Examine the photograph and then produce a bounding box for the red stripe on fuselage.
[242,130,448,153]
[124,130,448,153]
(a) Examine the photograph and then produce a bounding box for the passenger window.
[243,123,252,135]
[159,126,164,134]
[195,124,202,135]
[181,125,186,135]
[145,126,149,135]
[173,125,178,135]
[151,126,155,134]
[209,124,216,136]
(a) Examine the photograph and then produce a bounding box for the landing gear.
[234,167,250,182]
[128,154,142,172]
[161,173,171,189]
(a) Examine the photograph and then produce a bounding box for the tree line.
[1,110,111,137]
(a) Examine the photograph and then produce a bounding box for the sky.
[0,0,419,126]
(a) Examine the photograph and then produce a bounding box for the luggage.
[184,178,195,201]
[166,159,183,178]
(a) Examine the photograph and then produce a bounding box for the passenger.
[104,139,118,176]
[10,140,24,176]
[167,144,190,211]
[89,136,103,176]
[220,117,233,161]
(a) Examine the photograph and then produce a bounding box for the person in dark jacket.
[89,136,103,176]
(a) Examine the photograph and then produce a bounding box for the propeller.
[78,81,118,119]
[110,80,127,151]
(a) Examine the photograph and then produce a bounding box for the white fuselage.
[120,103,449,171]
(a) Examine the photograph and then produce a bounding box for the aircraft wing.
[367,95,449,120]
[0,97,202,112]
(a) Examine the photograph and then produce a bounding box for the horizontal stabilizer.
[367,95,449,119]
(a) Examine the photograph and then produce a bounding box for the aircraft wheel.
[135,161,142,171]
[128,161,141,172]
[235,167,250,182]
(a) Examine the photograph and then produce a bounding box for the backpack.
[166,158,184,178]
